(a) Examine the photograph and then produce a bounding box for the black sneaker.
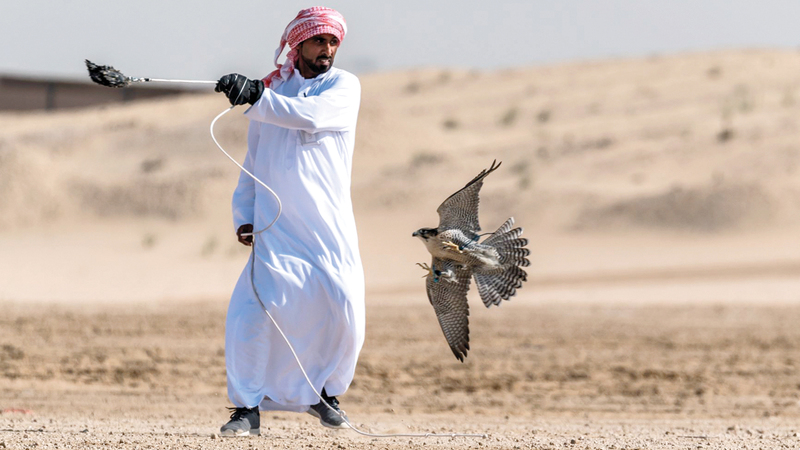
[307,390,349,429]
[220,406,260,436]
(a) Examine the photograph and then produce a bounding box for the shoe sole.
[220,429,260,437]
[307,409,349,429]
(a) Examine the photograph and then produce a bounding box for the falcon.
[412,160,530,361]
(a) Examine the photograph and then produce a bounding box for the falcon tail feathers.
[475,218,530,307]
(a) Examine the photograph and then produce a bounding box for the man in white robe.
[213,7,364,436]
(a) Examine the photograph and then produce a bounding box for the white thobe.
[225,67,365,412]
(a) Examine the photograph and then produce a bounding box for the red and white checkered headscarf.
[263,7,347,89]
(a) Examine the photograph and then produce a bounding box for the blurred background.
[3,0,800,80]
[1,0,799,303]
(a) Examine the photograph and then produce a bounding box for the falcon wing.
[436,160,501,236]
[424,258,473,362]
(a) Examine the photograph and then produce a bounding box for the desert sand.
[2,49,800,448]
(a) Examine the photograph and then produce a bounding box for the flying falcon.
[412,160,530,361]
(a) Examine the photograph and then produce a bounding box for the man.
[213,7,364,437]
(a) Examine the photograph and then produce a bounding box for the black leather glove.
[215,74,264,106]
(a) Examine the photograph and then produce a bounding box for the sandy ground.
[2,298,800,449]
[3,49,800,448]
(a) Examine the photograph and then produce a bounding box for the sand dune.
[2,49,800,303]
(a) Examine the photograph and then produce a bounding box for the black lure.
[85,59,131,88]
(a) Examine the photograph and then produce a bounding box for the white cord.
[209,106,488,440]
[132,77,217,85]
[147,78,217,84]
[210,107,282,236]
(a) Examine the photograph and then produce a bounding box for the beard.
[300,54,333,76]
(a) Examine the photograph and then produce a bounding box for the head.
[412,228,439,241]
[266,7,347,86]
[296,33,340,78]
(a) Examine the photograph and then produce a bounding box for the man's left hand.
[215,74,265,106]
[237,224,254,246]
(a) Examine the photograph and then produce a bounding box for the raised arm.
[244,73,360,133]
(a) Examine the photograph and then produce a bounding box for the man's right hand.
[215,74,264,106]
[237,224,254,246]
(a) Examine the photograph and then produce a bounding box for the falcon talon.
[416,262,435,278]
[441,241,463,253]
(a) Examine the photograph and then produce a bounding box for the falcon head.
[412,228,438,241]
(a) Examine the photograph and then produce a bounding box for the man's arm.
[245,73,360,133]
[231,121,259,236]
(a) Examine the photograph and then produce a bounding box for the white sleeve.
[244,73,361,133]
[231,121,259,231]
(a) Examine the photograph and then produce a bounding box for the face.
[297,33,340,78]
